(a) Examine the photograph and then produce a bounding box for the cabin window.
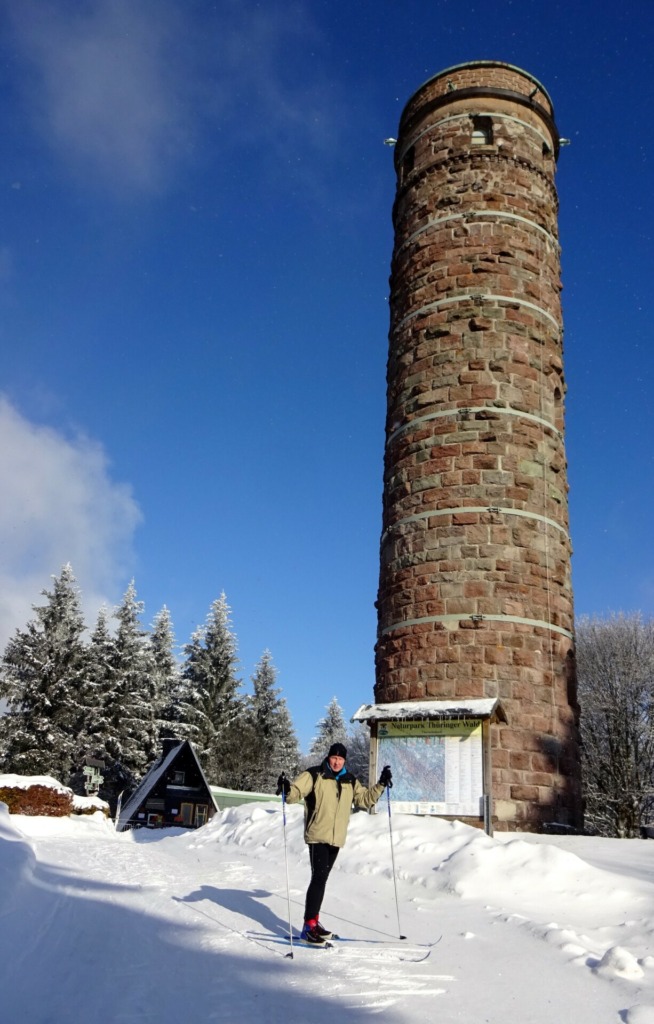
[195,804,209,827]
[471,116,493,145]
[180,802,194,826]
[171,770,185,785]
[145,798,165,810]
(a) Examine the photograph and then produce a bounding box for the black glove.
[276,773,291,798]
[379,765,393,788]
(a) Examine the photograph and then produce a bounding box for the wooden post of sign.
[482,718,493,836]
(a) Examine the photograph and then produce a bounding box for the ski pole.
[386,784,406,940]
[280,775,294,959]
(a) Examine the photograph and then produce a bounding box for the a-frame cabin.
[117,739,218,832]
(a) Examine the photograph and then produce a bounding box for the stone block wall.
[375,62,582,831]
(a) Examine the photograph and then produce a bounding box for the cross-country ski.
[273,934,432,962]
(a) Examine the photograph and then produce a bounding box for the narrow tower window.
[471,116,493,145]
[401,145,415,182]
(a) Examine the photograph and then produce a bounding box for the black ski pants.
[304,842,339,921]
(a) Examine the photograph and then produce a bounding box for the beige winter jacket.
[287,763,384,847]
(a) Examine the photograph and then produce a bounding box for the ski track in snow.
[1,803,654,1023]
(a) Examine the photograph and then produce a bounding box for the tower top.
[397,60,559,160]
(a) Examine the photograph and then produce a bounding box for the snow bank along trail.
[1,802,654,1024]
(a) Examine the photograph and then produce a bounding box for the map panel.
[376,719,483,816]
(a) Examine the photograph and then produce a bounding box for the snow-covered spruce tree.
[211,705,259,792]
[108,582,161,780]
[86,607,114,734]
[346,723,370,784]
[306,696,349,764]
[270,700,302,785]
[576,613,654,837]
[228,650,300,792]
[151,606,184,741]
[178,593,241,782]
[0,564,89,782]
[76,606,133,806]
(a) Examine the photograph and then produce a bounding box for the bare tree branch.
[577,613,654,837]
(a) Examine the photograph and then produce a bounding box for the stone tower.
[375,61,582,831]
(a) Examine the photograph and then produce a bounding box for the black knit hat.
[328,742,347,759]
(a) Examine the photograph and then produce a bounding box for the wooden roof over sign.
[351,698,508,724]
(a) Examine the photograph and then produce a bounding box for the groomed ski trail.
[3,808,645,1024]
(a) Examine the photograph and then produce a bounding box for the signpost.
[352,698,507,836]
[82,756,105,796]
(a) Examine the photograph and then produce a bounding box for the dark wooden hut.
[116,739,218,832]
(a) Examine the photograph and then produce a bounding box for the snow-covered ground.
[1,799,653,1024]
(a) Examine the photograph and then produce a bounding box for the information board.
[376,719,484,816]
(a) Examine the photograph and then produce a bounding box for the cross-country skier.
[277,742,392,945]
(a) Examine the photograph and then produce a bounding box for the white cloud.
[0,396,142,648]
[5,0,193,194]
[3,0,347,197]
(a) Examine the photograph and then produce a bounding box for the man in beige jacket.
[277,742,392,945]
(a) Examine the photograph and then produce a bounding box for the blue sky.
[1,0,652,749]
